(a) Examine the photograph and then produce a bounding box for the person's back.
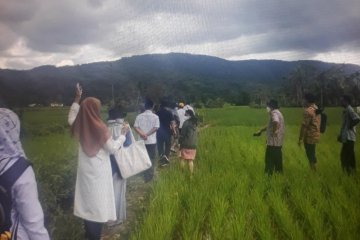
[180,119,197,149]
[266,109,285,147]
[0,108,50,240]
[135,110,160,144]
[303,104,321,144]
[177,103,188,130]
[134,99,159,181]
[298,93,321,171]
[179,109,198,174]
[156,101,175,165]
[157,106,174,135]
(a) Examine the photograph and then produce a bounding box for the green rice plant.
[18,106,360,239]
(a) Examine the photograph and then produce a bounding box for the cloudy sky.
[0,0,359,70]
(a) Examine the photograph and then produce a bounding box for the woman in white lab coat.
[68,85,128,240]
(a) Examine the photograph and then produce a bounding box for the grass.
[130,107,360,240]
[19,106,360,239]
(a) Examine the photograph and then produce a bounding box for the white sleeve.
[68,102,80,126]
[103,135,126,154]
[134,116,140,128]
[12,167,50,240]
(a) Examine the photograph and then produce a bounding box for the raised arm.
[68,83,82,126]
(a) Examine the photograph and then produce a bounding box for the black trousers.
[341,140,356,174]
[304,142,317,164]
[144,144,156,182]
[157,132,171,158]
[84,220,103,240]
[265,146,283,175]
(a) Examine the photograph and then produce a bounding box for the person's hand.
[121,124,129,135]
[76,83,83,96]
[253,131,261,137]
[74,83,83,103]
[140,133,148,141]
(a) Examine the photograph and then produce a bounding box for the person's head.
[185,109,197,125]
[304,93,316,106]
[341,95,352,108]
[170,101,177,109]
[71,97,110,157]
[160,97,171,108]
[144,98,154,110]
[0,108,26,163]
[185,109,195,118]
[266,99,279,111]
[178,102,185,108]
[108,105,127,120]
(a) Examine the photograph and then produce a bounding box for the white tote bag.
[114,129,152,179]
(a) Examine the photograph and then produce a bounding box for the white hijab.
[0,108,26,175]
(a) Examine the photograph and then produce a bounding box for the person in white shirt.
[134,99,160,182]
[0,108,50,240]
[177,102,188,133]
[106,106,130,226]
[68,84,129,240]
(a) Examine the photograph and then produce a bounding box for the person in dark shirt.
[156,99,175,166]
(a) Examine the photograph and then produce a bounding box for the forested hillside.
[1,53,359,108]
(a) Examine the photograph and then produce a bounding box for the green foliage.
[19,106,360,239]
[131,106,360,240]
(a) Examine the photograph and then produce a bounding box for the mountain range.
[1,53,359,107]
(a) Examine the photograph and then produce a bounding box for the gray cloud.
[0,0,359,69]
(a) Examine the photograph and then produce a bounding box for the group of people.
[1,86,358,240]
[134,98,197,177]
[67,85,199,239]
[0,83,199,240]
[254,93,360,175]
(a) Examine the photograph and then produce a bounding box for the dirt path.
[102,175,151,240]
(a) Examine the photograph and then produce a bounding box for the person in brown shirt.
[298,93,321,171]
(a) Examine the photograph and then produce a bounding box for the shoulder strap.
[0,158,30,190]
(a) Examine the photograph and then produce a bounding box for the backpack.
[316,109,327,133]
[0,157,30,240]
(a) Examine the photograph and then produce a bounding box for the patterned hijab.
[71,97,110,157]
[0,108,26,174]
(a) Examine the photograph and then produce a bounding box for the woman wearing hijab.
[0,108,50,240]
[68,84,129,240]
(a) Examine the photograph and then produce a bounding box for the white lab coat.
[68,103,125,222]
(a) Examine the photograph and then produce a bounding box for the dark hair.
[185,109,198,125]
[144,98,154,110]
[304,93,316,103]
[342,95,352,105]
[108,105,127,120]
[267,99,279,109]
[160,100,169,108]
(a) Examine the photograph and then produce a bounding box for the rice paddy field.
[20,106,360,239]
